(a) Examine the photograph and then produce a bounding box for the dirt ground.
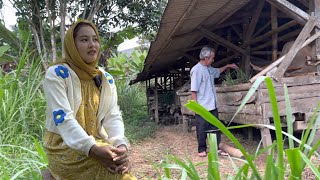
[129,124,320,179]
[129,125,268,179]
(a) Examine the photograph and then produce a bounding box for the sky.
[0,0,17,30]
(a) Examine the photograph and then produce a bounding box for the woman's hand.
[113,145,131,174]
[89,145,119,173]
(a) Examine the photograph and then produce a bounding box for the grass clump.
[117,80,157,143]
[153,76,320,179]
[222,69,251,86]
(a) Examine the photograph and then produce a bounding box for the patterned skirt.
[43,130,136,180]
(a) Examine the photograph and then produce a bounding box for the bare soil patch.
[130,125,267,179]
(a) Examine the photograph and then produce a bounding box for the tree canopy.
[0,0,167,67]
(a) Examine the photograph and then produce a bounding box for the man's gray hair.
[199,46,214,60]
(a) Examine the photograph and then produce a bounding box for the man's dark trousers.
[195,109,221,153]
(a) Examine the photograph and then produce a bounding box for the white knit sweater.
[43,63,128,156]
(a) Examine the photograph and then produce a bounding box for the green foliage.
[222,69,251,86]
[116,79,156,143]
[154,76,320,179]
[108,49,146,83]
[0,48,47,178]
[109,49,156,142]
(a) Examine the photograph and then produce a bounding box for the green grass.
[222,69,251,86]
[117,80,157,143]
[154,76,320,179]
[0,50,156,179]
[0,50,47,179]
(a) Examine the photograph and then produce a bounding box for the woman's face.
[74,25,100,64]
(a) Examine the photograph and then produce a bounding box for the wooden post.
[146,80,150,116]
[154,77,159,124]
[261,127,272,149]
[310,0,320,72]
[182,115,189,132]
[273,16,317,81]
[271,5,278,61]
[244,47,251,75]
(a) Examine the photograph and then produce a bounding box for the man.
[190,46,238,157]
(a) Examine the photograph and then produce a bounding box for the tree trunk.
[87,0,100,21]
[45,0,57,62]
[30,23,47,70]
[39,18,48,65]
[59,0,67,58]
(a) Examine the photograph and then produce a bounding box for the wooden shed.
[130,0,320,148]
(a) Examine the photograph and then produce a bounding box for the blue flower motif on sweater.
[53,109,66,126]
[105,72,114,84]
[55,66,69,79]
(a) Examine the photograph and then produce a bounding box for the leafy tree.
[0,0,167,67]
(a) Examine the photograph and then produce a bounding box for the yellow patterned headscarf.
[63,19,101,80]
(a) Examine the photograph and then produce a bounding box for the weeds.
[154,76,320,179]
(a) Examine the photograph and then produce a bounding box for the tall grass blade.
[229,76,266,125]
[0,157,10,180]
[187,159,200,179]
[181,169,187,180]
[10,167,30,180]
[151,161,163,179]
[167,156,200,180]
[300,101,320,153]
[264,153,278,180]
[284,84,294,149]
[207,134,220,180]
[264,77,284,179]
[185,101,262,179]
[307,139,320,159]
[164,157,171,179]
[286,148,303,179]
[305,102,320,151]
[234,163,249,179]
[299,151,320,178]
[33,137,48,164]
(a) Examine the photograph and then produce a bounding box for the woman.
[43,19,136,180]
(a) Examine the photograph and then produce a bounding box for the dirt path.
[129,125,266,179]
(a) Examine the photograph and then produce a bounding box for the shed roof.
[131,0,308,84]
[131,0,254,84]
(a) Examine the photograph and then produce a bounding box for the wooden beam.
[271,5,278,61]
[267,0,310,20]
[310,0,320,72]
[253,21,271,38]
[199,27,247,55]
[252,51,274,55]
[231,25,243,40]
[252,29,300,51]
[273,16,316,81]
[245,0,265,39]
[246,20,298,45]
[212,19,245,30]
[266,0,308,25]
[250,24,320,83]
[213,53,240,67]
